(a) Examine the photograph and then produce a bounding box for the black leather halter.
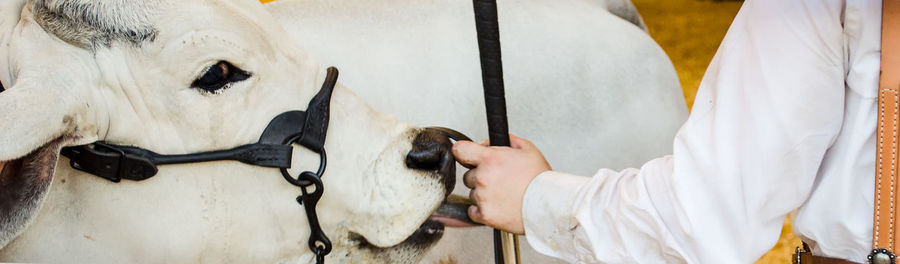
[61,67,340,263]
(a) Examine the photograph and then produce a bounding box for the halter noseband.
[61,67,340,263]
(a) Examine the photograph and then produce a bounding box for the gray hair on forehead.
[29,0,159,50]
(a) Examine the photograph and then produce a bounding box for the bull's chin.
[390,195,480,248]
[347,220,444,263]
[391,195,481,247]
[363,195,480,250]
[402,194,483,246]
[402,218,447,247]
[364,196,479,248]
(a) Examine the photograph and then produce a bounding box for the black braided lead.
[472,0,515,263]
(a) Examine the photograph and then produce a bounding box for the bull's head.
[0,0,466,262]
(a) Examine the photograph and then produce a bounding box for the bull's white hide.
[266,0,688,262]
[0,0,456,263]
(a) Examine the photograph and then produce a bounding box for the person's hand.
[452,134,550,234]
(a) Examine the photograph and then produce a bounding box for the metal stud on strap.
[869,248,896,264]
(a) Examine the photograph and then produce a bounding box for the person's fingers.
[468,205,485,224]
[0,162,5,174]
[452,140,489,168]
[469,189,478,205]
[463,169,477,189]
[479,139,490,146]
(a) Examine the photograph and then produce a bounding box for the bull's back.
[268,0,687,262]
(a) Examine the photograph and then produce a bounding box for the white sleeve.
[522,0,847,262]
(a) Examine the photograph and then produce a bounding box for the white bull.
[0,0,687,263]
[266,0,687,262]
[0,0,467,263]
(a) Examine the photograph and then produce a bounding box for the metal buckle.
[793,242,814,264]
[869,248,896,264]
[61,142,159,182]
[63,142,129,182]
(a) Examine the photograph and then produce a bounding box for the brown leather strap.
[875,0,900,252]
[794,253,858,264]
[794,243,860,264]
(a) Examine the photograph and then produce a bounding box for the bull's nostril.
[408,128,457,195]
[406,129,454,171]
[406,142,445,170]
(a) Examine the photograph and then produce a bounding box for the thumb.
[453,140,489,168]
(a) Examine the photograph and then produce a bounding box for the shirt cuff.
[522,170,591,263]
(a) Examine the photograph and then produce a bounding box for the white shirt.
[522,0,883,262]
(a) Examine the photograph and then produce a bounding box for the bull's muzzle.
[406,128,458,195]
[406,127,481,228]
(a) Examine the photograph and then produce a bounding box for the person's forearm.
[522,158,694,263]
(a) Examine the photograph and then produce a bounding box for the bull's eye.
[191,61,251,93]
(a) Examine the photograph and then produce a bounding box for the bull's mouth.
[429,194,479,228]
[352,194,480,258]
[396,195,481,247]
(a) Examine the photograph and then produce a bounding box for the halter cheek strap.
[60,67,339,263]
[60,67,337,183]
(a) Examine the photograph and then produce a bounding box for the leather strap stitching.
[879,90,886,246]
[891,89,898,248]
[876,89,900,249]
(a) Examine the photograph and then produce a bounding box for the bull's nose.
[406,129,456,194]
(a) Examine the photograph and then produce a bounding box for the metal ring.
[279,135,327,187]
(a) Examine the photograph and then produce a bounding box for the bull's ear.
[0,81,80,161]
[0,0,25,91]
